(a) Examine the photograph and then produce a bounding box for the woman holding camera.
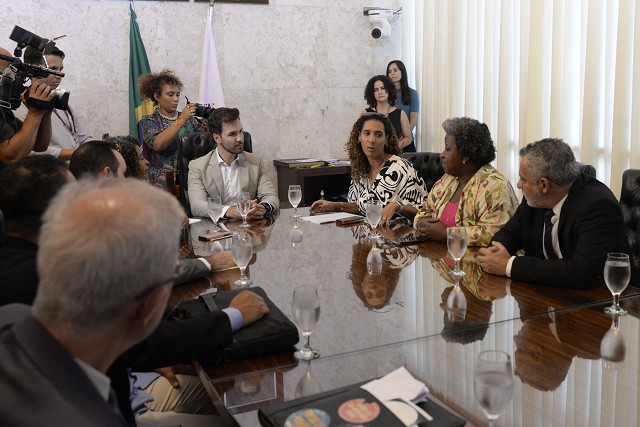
[139,69,206,187]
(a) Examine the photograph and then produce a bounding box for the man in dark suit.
[0,157,269,425]
[0,178,188,425]
[478,138,632,288]
[187,107,279,218]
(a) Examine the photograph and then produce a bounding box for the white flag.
[199,4,225,107]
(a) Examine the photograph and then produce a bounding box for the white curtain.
[404,0,640,196]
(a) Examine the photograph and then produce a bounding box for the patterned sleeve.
[461,170,519,246]
[395,159,427,208]
[141,113,162,150]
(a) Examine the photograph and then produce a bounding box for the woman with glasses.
[361,75,413,152]
[310,114,426,223]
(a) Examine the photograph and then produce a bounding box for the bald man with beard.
[0,47,53,167]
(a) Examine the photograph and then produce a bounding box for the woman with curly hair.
[139,69,206,187]
[414,117,518,246]
[310,114,426,222]
[107,135,149,180]
[361,75,413,152]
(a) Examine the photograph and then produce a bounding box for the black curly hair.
[345,114,402,181]
[442,117,496,166]
[106,136,145,179]
[363,75,397,108]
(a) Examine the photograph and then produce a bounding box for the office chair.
[576,162,596,178]
[620,169,640,270]
[401,152,445,193]
[177,131,253,216]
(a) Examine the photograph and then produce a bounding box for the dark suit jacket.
[492,174,632,288]
[0,236,39,306]
[0,237,234,423]
[0,304,129,426]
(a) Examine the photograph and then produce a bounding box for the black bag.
[170,287,299,364]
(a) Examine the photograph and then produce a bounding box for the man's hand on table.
[229,291,269,327]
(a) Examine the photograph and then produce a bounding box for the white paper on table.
[299,212,361,224]
[361,367,429,403]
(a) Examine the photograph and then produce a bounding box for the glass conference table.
[171,208,640,426]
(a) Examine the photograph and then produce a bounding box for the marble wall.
[2,0,402,167]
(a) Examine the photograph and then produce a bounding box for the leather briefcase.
[170,287,299,364]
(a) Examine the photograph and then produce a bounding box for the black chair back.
[401,152,445,193]
[177,131,253,216]
[577,162,596,178]
[620,169,640,269]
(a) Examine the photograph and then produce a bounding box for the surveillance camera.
[367,9,392,39]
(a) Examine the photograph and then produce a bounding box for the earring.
[463,159,467,164]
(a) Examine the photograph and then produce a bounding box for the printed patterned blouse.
[414,165,519,246]
[140,109,206,187]
[348,155,427,215]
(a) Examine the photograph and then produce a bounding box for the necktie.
[544,209,557,260]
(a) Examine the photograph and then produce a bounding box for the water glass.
[446,282,467,321]
[366,245,383,275]
[290,221,303,247]
[603,252,630,315]
[366,200,383,240]
[207,196,223,231]
[231,231,253,287]
[600,314,626,369]
[288,185,302,218]
[474,350,514,426]
[447,227,468,279]
[292,285,321,360]
[237,192,251,229]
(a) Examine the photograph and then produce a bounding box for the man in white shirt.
[187,107,279,218]
[15,46,93,161]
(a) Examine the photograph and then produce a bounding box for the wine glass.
[288,185,302,218]
[446,280,467,321]
[236,192,251,229]
[291,285,321,360]
[447,227,468,279]
[600,314,626,369]
[603,252,630,315]
[295,361,323,398]
[474,350,514,426]
[290,220,303,247]
[207,196,223,231]
[366,200,383,240]
[366,244,383,275]
[231,232,253,287]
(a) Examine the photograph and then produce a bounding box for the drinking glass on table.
[366,200,383,240]
[236,191,251,229]
[474,350,514,427]
[603,252,631,315]
[291,285,321,360]
[207,196,223,231]
[288,185,302,218]
[231,231,253,287]
[447,227,467,279]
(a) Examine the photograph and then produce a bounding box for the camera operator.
[0,47,53,168]
[15,46,92,162]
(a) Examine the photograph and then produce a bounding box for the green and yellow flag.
[128,1,154,138]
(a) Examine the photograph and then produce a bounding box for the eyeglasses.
[134,261,184,301]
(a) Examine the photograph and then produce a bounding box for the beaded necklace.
[158,110,178,121]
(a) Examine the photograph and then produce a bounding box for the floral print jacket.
[414,165,518,246]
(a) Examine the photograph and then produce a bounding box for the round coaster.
[284,408,330,427]
[337,398,381,423]
[383,400,419,426]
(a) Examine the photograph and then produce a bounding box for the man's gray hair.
[519,138,580,185]
[33,178,185,330]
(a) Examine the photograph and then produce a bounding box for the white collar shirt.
[215,149,242,213]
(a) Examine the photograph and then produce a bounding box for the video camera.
[0,26,68,110]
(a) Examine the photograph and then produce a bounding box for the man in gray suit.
[0,178,186,426]
[188,107,279,218]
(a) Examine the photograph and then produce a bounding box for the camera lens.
[371,28,382,39]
